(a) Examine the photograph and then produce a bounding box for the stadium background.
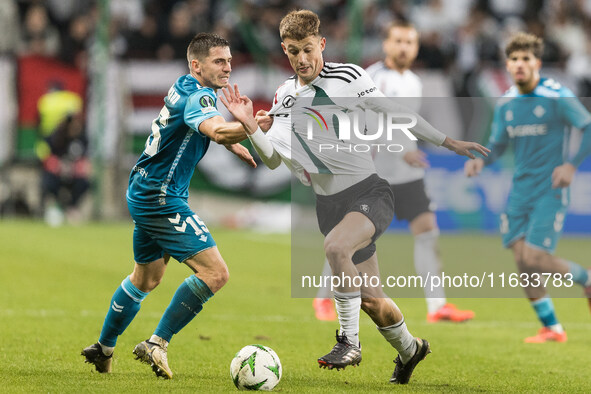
[0,0,590,234]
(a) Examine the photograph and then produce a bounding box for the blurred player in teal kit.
[82,33,256,378]
[465,32,591,343]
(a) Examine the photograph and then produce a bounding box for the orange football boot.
[427,303,475,323]
[313,298,337,321]
[524,327,567,343]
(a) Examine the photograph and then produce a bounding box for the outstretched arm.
[362,96,490,159]
[197,116,247,145]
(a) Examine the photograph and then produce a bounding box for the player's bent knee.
[205,261,230,293]
[522,247,546,270]
[146,276,163,291]
[324,239,352,265]
[216,264,230,287]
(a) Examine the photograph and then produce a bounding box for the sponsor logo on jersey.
[505,110,513,121]
[506,124,547,138]
[356,86,377,97]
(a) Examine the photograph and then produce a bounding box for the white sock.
[548,323,564,333]
[98,342,114,357]
[334,290,361,346]
[414,229,447,314]
[149,334,169,349]
[426,298,447,314]
[377,319,417,364]
[316,259,333,299]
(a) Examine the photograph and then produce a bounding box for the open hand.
[219,84,254,125]
[225,143,257,168]
[442,137,490,159]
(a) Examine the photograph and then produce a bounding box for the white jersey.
[366,61,425,185]
[267,63,382,194]
[259,62,445,195]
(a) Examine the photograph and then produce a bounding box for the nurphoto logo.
[303,107,418,153]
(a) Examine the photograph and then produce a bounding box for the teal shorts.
[501,188,569,253]
[127,198,216,264]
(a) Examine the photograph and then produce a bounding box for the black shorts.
[390,179,432,222]
[315,174,395,264]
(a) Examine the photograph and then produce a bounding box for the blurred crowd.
[3,0,591,90]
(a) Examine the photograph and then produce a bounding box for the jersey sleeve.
[557,89,591,129]
[343,66,382,98]
[482,103,508,165]
[184,88,222,136]
[489,104,508,145]
[557,87,591,166]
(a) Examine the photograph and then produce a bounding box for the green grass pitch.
[1,220,590,392]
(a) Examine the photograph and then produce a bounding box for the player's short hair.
[384,19,420,39]
[505,32,544,59]
[187,33,230,63]
[384,20,418,39]
[279,10,321,41]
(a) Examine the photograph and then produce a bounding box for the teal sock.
[567,261,589,286]
[154,276,213,342]
[531,297,559,327]
[99,276,149,347]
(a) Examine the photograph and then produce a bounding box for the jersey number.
[144,106,170,157]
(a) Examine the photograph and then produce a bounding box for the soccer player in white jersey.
[465,32,591,343]
[314,21,474,322]
[81,33,256,378]
[221,10,489,384]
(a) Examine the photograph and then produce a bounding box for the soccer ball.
[230,345,282,391]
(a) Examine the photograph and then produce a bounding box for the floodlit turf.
[1,219,590,392]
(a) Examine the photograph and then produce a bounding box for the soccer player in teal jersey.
[81,33,256,378]
[465,32,591,343]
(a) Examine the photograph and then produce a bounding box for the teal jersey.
[127,74,222,206]
[488,77,591,202]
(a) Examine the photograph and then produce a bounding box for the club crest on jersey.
[360,204,369,213]
[282,95,295,108]
[199,96,215,113]
[533,105,546,118]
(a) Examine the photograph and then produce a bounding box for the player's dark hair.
[187,33,230,63]
[384,20,418,39]
[279,10,321,41]
[505,32,544,59]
